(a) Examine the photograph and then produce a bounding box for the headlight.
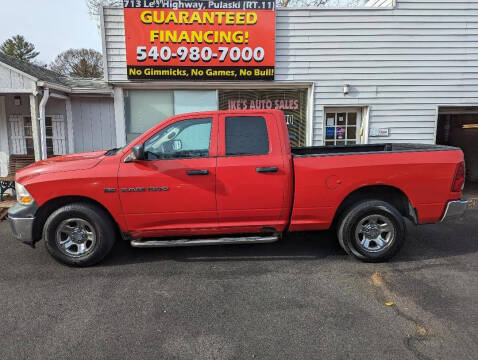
[15,183,34,205]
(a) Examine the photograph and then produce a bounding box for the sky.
[0,0,102,65]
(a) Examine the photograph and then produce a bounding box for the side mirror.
[132,144,145,160]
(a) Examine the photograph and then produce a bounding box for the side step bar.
[130,235,280,248]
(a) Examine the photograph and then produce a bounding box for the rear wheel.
[337,200,406,262]
[43,203,116,267]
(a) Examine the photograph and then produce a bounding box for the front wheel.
[337,200,406,262]
[43,203,116,266]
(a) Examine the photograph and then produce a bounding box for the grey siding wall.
[4,94,30,119]
[103,6,127,80]
[103,0,478,145]
[71,97,116,152]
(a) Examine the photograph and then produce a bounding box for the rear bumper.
[440,199,468,222]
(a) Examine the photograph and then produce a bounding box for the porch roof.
[0,52,111,94]
[0,52,67,86]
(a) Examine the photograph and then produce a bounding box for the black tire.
[43,203,116,267]
[337,200,406,262]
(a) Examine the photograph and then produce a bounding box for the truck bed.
[292,143,458,157]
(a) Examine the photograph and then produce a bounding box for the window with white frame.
[23,116,35,156]
[325,110,360,146]
[9,115,66,157]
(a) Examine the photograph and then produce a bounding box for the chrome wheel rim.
[55,218,96,258]
[354,214,395,253]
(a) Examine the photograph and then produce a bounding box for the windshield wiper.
[104,147,122,156]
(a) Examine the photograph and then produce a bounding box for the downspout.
[38,88,49,160]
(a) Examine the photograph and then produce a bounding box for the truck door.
[216,112,290,233]
[118,115,218,237]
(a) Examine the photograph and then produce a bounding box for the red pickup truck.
[9,110,467,266]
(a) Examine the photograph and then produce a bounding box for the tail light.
[451,161,465,192]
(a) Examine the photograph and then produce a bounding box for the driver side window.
[143,118,212,160]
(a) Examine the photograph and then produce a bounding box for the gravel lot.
[0,211,477,360]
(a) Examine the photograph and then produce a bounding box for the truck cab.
[118,110,293,238]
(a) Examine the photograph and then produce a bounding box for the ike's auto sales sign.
[123,0,275,80]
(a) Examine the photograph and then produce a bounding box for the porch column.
[65,97,74,154]
[29,94,41,161]
[0,96,8,176]
[38,89,49,159]
[114,87,126,147]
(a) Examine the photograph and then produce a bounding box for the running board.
[130,235,280,248]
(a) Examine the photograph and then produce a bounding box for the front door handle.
[256,166,278,173]
[187,169,209,176]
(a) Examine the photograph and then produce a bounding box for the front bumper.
[8,201,39,247]
[9,215,35,245]
[440,199,468,222]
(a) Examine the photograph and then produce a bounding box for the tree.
[32,60,48,68]
[50,49,103,78]
[0,35,39,62]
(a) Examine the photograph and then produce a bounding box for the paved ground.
[0,212,477,360]
[464,182,478,209]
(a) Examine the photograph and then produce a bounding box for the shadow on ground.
[103,229,342,267]
[101,210,478,267]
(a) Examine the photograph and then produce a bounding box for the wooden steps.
[0,199,15,221]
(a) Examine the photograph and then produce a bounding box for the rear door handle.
[256,166,278,173]
[186,169,209,176]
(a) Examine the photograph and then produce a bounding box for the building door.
[437,108,478,186]
[51,115,67,156]
[324,108,363,146]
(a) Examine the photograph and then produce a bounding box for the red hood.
[15,151,106,183]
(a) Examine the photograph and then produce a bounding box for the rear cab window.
[225,116,270,156]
